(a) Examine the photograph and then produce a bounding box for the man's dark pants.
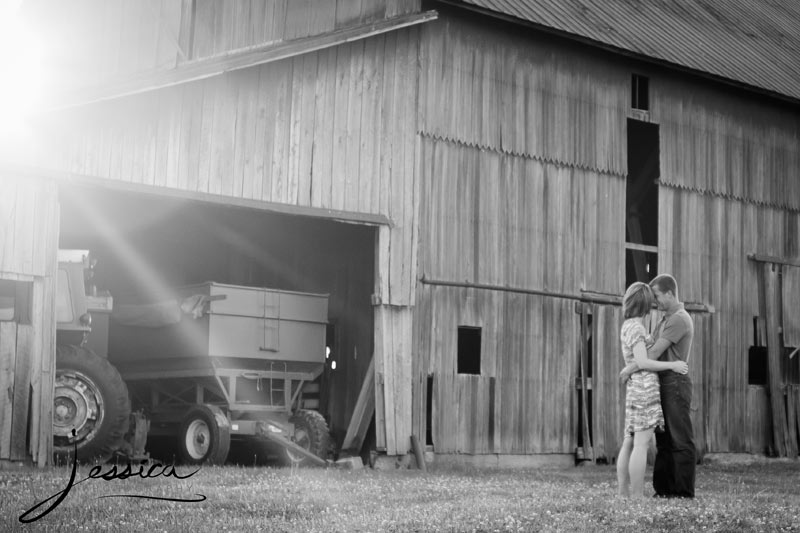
[653,373,695,498]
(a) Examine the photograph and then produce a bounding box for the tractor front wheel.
[53,345,131,464]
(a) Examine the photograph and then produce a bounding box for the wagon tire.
[286,409,330,465]
[53,345,131,464]
[177,405,231,465]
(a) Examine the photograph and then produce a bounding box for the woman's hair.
[623,282,654,319]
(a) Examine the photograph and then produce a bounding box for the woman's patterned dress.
[621,318,664,435]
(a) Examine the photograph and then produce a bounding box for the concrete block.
[334,456,364,470]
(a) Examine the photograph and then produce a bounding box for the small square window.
[457,326,481,375]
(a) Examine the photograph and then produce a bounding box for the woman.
[616,282,688,499]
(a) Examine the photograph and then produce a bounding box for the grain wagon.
[53,250,331,466]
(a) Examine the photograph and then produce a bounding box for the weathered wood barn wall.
[412,3,800,461]
[653,77,800,455]
[3,0,800,465]
[414,12,629,457]
[8,0,427,462]
[0,175,59,465]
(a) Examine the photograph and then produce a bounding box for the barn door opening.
[626,119,660,286]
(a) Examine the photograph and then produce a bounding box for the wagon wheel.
[177,405,231,465]
[285,409,330,466]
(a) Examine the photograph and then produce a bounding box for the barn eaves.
[442,0,800,107]
[44,10,438,111]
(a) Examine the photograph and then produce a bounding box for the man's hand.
[619,363,637,384]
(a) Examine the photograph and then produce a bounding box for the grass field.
[2,458,799,532]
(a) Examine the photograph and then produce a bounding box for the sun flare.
[0,7,45,143]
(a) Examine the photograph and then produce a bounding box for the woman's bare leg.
[630,428,655,498]
[616,434,634,497]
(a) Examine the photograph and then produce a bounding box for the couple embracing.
[616,274,696,500]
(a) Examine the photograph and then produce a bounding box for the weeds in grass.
[1,461,798,532]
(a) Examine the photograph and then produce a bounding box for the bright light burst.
[0,2,45,144]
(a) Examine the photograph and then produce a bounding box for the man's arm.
[646,338,671,362]
[619,338,673,382]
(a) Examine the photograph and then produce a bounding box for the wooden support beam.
[45,10,438,111]
[787,386,799,457]
[424,279,714,313]
[579,305,594,462]
[795,385,800,454]
[761,263,792,457]
[341,357,375,454]
[748,253,800,269]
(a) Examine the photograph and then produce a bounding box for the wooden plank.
[787,386,798,457]
[374,306,387,452]
[795,385,800,455]
[10,325,32,461]
[357,35,381,214]
[312,46,335,208]
[762,263,789,456]
[579,304,593,461]
[37,273,57,466]
[210,72,238,196]
[341,356,375,452]
[329,43,351,211]
[0,322,17,460]
[27,281,43,463]
[344,40,365,213]
[285,0,311,40]
[296,53,318,206]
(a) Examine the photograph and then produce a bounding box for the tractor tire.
[286,409,330,465]
[177,405,231,465]
[53,345,131,464]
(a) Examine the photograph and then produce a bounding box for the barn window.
[749,345,800,385]
[631,74,649,111]
[748,346,768,385]
[457,326,481,375]
[749,318,800,385]
[625,119,659,286]
[0,279,32,324]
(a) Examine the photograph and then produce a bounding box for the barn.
[0,0,798,467]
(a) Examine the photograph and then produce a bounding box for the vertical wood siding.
[745,386,772,454]
[659,187,800,452]
[418,15,629,177]
[417,284,577,454]
[374,304,413,455]
[784,267,800,347]
[414,12,632,457]
[419,137,626,296]
[591,304,623,461]
[0,176,59,465]
[653,78,800,211]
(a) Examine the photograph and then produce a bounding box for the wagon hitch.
[254,421,330,467]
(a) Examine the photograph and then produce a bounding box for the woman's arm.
[633,341,688,373]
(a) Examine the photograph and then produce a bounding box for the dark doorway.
[58,184,377,457]
[626,119,660,286]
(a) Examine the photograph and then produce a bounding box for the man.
[620,274,695,498]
